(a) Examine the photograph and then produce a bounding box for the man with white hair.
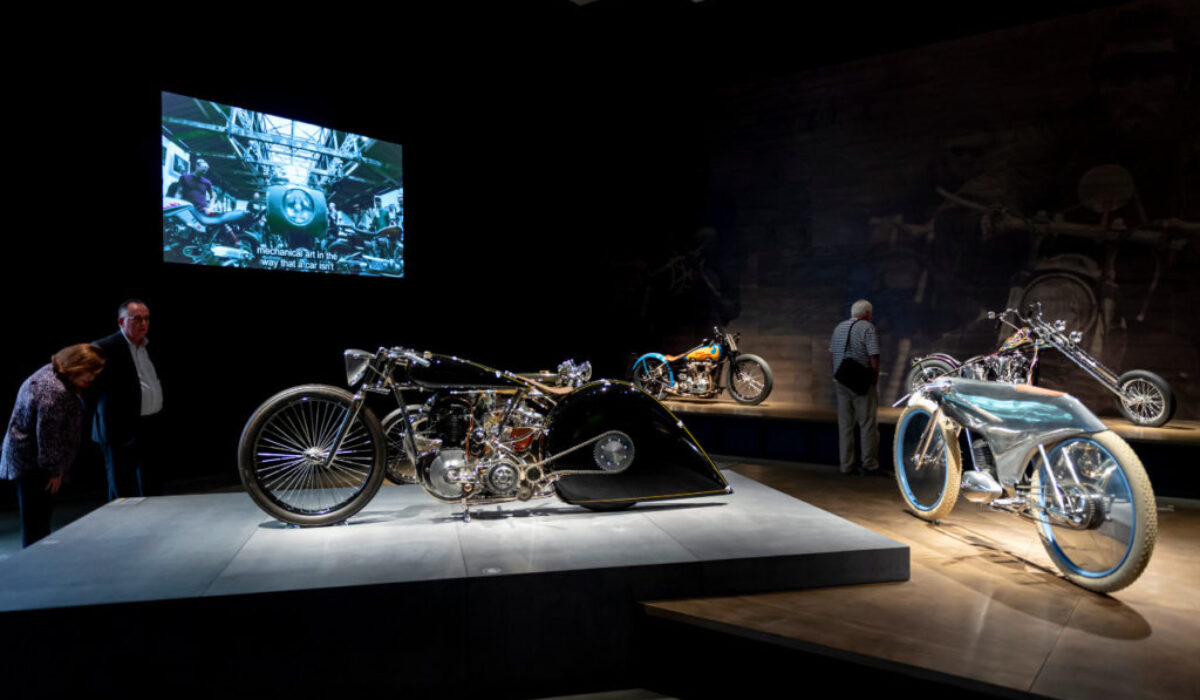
[91,299,165,499]
[829,299,881,475]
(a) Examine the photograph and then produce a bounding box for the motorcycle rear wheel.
[238,384,386,526]
[905,357,957,395]
[893,399,961,521]
[1031,431,1156,593]
[726,354,773,405]
[633,357,668,400]
[381,405,430,485]
[1116,369,1175,427]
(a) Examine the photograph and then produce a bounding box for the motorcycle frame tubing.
[1031,319,1122,394]
[335,348,425,472]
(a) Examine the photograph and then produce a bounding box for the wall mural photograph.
[161,91,405,277]
[654,0,1200,421]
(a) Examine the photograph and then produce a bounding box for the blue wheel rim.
[895,408,949,511]
[1036,438,1136,578]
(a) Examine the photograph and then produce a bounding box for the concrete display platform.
[0,471,905,612]
[0,470,907,695]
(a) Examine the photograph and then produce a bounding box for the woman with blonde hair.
[1,343,106,546]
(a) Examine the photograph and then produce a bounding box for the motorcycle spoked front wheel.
[632,357,669,400]
[893,399,962,521]
[726,354,773,405]
[238,384,386,526]
[1115,369,1175,428]
[1030,431,1157,593]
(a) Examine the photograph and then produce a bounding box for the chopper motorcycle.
[894,376,1156,593]
[632,327,773,405]
[238,348,730,526]
[906,303,1174,427]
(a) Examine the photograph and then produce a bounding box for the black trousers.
[102,412,164,500]
[16,470,54,547]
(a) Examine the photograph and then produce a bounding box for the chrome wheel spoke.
[252,398,376,515]
[1123,380,1164,422]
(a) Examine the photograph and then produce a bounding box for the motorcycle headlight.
[283,189,316,226]
[344,349,375,387]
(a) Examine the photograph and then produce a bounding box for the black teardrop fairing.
[407,354,526,390]
[545,381,729,505]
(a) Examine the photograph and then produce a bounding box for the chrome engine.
[556,359,592,388]
[416,392,555,503]
[678,360,718,396]
[988,352,1034,384]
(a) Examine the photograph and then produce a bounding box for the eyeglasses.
[125,315,150,323]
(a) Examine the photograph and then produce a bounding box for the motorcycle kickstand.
[459,500,472,524]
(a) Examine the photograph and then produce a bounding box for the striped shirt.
[830,318,879,371]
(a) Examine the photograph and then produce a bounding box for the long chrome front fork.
[321,392,367,469]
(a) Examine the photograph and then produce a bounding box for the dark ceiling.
[563,0,1136,81]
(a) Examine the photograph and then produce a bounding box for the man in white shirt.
[91,300,165,499]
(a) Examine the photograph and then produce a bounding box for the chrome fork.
[320,392,367,469]
[913,407,944,471]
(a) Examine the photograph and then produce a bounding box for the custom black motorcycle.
[632,327,773,405]
[238,348,729,526]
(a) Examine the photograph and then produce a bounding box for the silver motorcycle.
[907,303,1175,427]
[894,377,1156,593]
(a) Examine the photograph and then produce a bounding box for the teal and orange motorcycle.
[632,326,773,405]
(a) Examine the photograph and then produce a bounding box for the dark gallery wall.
[5,1,1195,491]
[6,6,715,489]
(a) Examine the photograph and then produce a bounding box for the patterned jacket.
[1,364,84,481]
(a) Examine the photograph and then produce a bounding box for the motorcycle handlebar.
[387,347,431,367]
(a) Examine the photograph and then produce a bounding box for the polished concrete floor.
[2,458,1194,698]
[644,458,1200,700]
[664,398,1200,445]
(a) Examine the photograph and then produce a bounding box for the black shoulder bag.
[834,320,875,395]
